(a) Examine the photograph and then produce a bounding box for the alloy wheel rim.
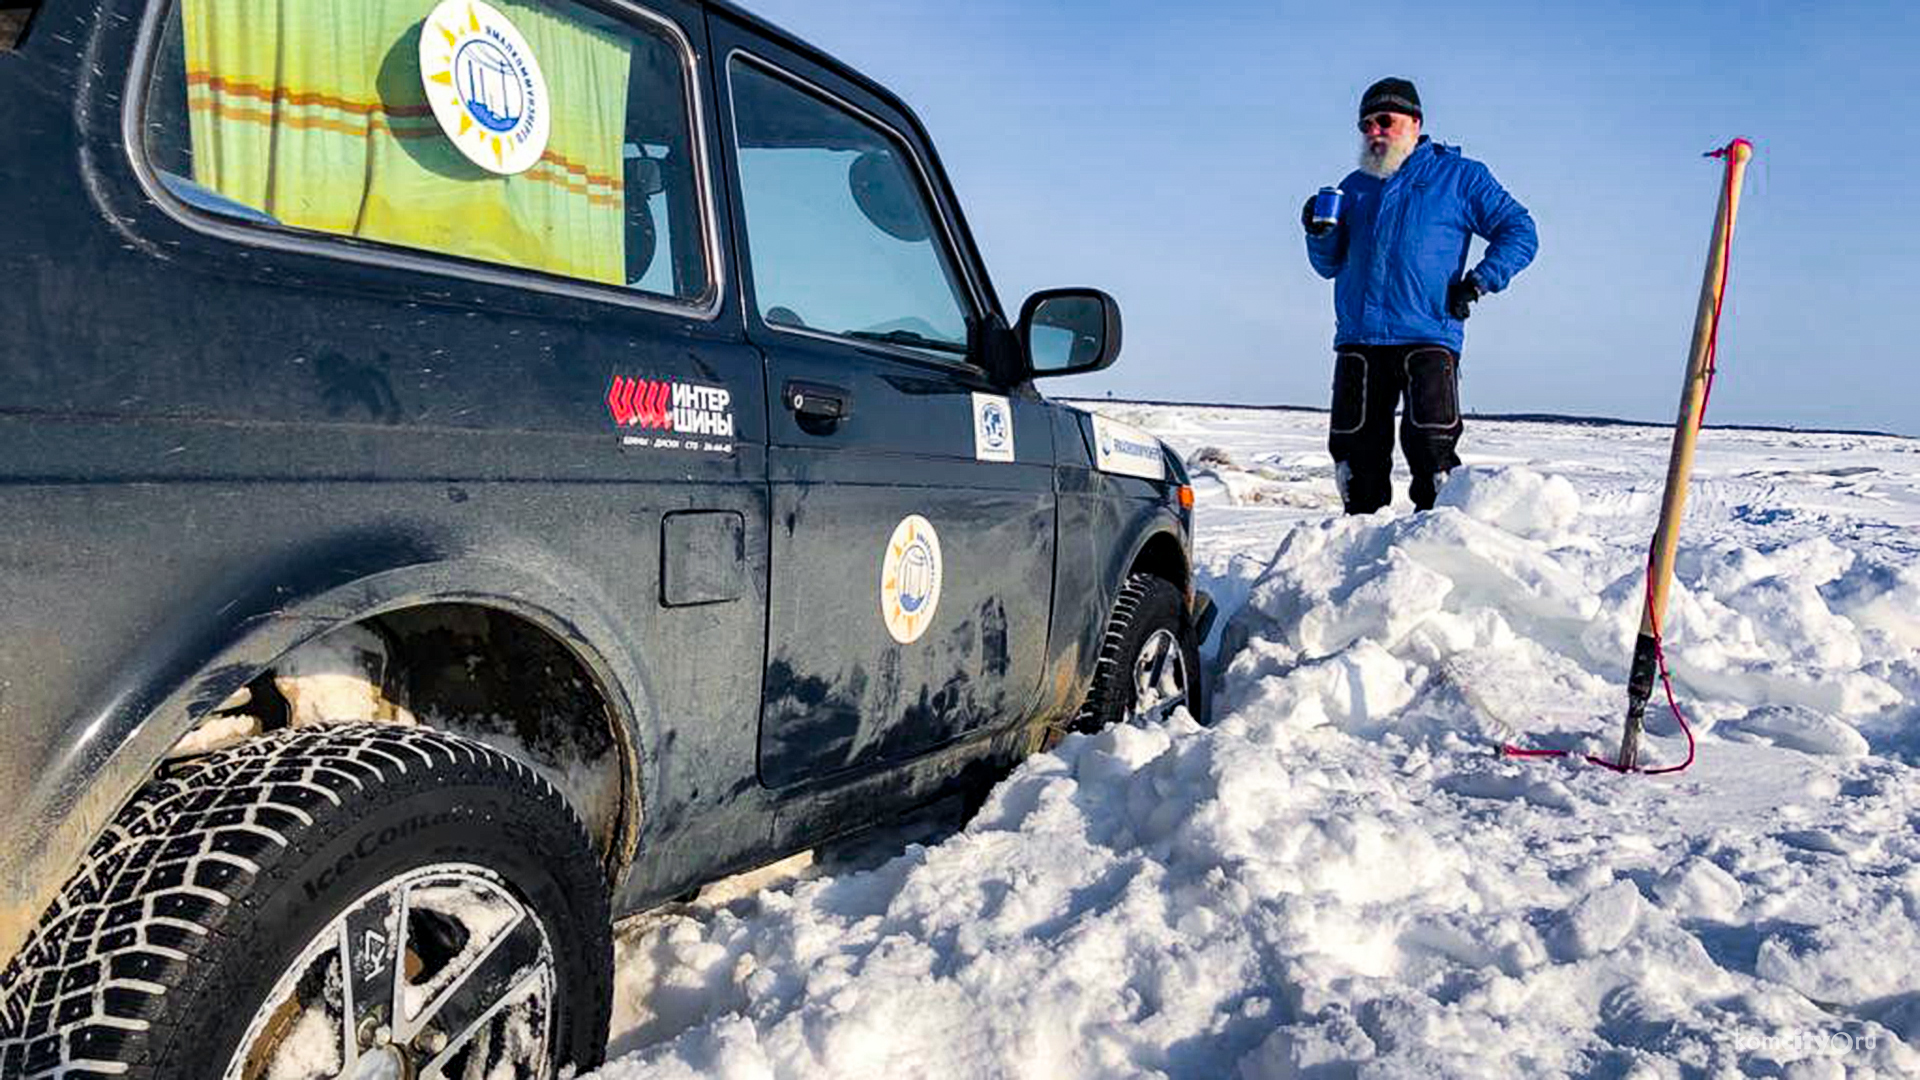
[225,863,557,1080]
[1129,628,1189,723]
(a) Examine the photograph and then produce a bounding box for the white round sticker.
[880,515,943,645]
[420,0,552,176]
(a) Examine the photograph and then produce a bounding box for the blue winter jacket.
[1307,138,1537,351]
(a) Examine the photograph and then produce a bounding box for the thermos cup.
[1312,186,1343,230]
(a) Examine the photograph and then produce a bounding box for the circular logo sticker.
[880,515,943,645]
[420,1,551,176]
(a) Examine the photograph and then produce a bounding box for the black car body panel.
[0,0,1202,966]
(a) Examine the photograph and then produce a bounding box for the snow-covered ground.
[590,404,1920,1079]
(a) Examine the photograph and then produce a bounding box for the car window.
[728,57,972,359]
[140,0,711,304]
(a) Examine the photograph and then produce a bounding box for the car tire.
[1074,573,1207,734]
[0,724,612,1080]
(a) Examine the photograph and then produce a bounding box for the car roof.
[702,0,915,123]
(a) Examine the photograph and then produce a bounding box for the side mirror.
[1019,288,1122,378]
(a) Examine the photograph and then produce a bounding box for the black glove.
[1447,274,1484,320]
[1302,196,1334,237]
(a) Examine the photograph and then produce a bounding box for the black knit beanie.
[1360,77,1422,120]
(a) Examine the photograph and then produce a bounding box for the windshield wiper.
[845,329,969,356]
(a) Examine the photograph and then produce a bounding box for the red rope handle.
[1637,567,1697,775]
[1500,745,1569,758]
[1501,139,1746,774]
[1502,557,1699,772]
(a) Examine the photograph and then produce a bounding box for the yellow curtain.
[183,0,630,284]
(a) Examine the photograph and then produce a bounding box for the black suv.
[0,1,1210,1075]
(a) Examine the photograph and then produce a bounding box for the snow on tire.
[0,724,612,1080]
[1075,573,1206,733]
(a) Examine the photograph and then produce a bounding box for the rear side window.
[140,0,712,304]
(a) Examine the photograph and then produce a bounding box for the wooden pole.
[1616,139,1753,771]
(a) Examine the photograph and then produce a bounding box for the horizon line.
[1060,397,1914,443]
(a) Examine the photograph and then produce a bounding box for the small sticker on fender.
[1090,414,1166,481]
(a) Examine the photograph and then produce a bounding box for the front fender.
[1037,470,1191,719]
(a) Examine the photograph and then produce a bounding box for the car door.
[707,15,1056,788]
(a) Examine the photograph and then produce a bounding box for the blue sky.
[742,0,1920,436]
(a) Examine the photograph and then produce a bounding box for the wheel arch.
[1124,525,1191,599]
[1,541,656,973]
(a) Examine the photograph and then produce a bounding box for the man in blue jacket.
[1304,77,1537,514]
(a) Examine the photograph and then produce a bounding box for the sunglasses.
[1358,113,1404,134]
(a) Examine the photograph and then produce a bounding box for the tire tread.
[0,724,603,1080]
[1073,572,1196,733]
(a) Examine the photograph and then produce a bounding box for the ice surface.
[588,407,1920,1079]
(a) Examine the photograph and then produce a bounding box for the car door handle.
[785,380,852,422]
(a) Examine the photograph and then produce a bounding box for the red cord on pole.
[1499,140,1746,775]
[1638,577,1697,775]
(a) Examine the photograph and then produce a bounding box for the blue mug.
[1312,186,1343,229]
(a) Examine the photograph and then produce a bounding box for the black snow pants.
[1327,343,1463,514]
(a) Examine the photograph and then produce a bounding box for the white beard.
[1358,129,1419,178]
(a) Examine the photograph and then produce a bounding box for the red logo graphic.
[608,376,674,430]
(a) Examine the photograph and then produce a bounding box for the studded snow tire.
[0,724,612,1079]
[1073,573,1206,733]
